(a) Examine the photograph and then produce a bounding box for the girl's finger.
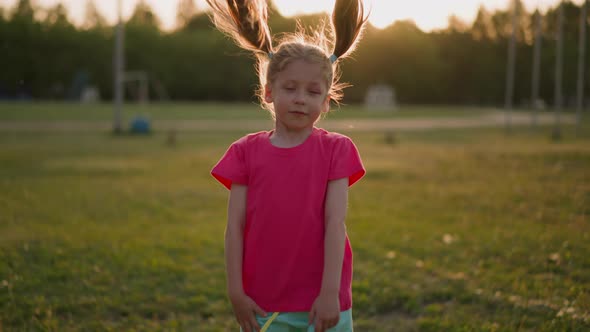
[241,321,252,332]
[308,307,316,325]
[250,316,261,331]
[316,322,325,332]
[330,319,338,328]
[329,318,338,328]
[252,302,267,318]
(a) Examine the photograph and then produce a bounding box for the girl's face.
[264,59,330,132]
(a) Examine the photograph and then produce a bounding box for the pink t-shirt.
[211,127,365,312]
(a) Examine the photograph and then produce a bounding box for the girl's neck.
[270,125,314,148]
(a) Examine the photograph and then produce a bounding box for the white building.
[364,84,396,111]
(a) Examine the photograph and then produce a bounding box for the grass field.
[0,102,531,122]
[0,103,589,331]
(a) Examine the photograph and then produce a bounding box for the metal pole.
[531,8,542,129]
[113,0,124,133]
[576,0,587,133]
[553,1,564,140]
[505,0,518,133]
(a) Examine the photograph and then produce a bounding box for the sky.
[0,0,583,31]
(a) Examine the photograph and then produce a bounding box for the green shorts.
[240,309,353,332]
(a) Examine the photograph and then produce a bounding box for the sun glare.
[270,0,565,32]
[269,0,329,17]
[0,0,567,32]
[272,0,458,31]
[366,1,451,30]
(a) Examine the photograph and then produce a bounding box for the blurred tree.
[176,0,197,30]
[265,0,295,34]
[128,0,160,28]
[182,13,212,30]
[434,30,474,103]
[43,3,71,27]
[472,5,496,40]
[447,14,469,33]
[11,0,36,21]
[0,0,586,105]
[342,21,445,103]
[490,0,529,41]
[2,0,41,99]
[492,10,511,41]
[82,0,107,30]
[515,0,532,43]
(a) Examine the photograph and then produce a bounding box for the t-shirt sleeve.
[211,140,248,190]
[328,136,366,186]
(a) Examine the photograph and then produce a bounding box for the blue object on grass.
[130,116,151,134]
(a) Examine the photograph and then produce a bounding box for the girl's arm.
[321,177,349,294]
[310,177,349,331]
[226,184,266,332]
[226,184,248,297]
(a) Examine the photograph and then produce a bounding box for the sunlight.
[271,0,332,17]
[272,0,467,31]
[0,0,575,32]
[271,0,575,31]
[367,1,451,30]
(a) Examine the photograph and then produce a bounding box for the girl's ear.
[264,84,273,103]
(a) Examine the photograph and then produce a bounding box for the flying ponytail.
[206,0,274,56]
[206,0,369,113]
[331,0,368,60]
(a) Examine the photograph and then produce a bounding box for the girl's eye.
[284,87,295,91]
[309,91,321,95]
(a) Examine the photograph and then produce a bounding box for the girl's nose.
[293,90,305,104]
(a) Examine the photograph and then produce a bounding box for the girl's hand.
[309,291,340,332]
[230,292,267,332]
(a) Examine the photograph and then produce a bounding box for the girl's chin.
[277,122,313,132]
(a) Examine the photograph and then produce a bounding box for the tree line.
[1,0,589,107]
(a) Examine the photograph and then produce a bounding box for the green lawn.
[0,104,589,331]
[0,101,543,122]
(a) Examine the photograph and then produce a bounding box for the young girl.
[208,0,367,331]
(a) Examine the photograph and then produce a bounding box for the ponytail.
[206,0,368,113]
[206,0,273,55]
[331,0,368,59]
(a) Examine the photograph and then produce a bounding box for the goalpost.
[112,1,169,133]
[113,0,124,133]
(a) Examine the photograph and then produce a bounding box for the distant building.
[365,84,396,111]
[81,86,100,103]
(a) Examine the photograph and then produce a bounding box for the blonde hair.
[206,0,367,114]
